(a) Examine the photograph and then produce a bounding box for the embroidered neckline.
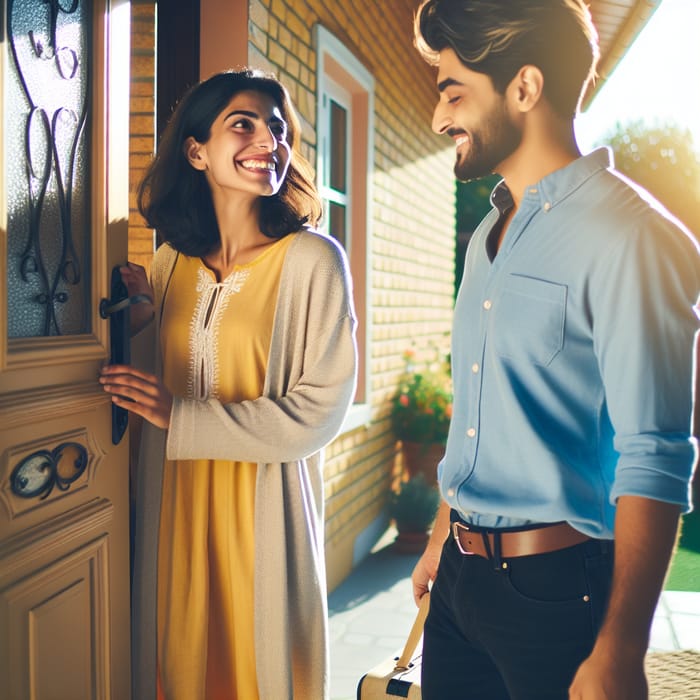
[188,267,251,400]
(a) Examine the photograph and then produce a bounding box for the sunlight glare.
[575,0,700,153]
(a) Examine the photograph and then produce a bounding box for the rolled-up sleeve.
[592,212,700,509]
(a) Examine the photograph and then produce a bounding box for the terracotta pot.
[401,440,445,486]
[393,530,430,554]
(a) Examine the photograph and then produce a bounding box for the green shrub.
[387,474,440,533]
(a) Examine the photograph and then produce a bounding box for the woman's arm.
[167,232,358,463]
[168,312,357,462]
[103,234,358,462]
[99,305,355,454]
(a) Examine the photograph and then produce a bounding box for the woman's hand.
[120,262,155,334]
[120,261,153,299]
[100,365,172,429]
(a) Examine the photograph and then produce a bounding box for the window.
[325,91,349,249]
[315,25,374,431]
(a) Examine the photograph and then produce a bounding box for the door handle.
[100,265,151,445]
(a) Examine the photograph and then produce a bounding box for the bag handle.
[394,592,430,671]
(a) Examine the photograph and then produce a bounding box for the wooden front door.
[0,1,132,698]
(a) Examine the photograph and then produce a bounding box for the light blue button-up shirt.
[441,148,700,538]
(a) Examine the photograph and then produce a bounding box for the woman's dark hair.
[137,68,322,257]
[414,0,599,119]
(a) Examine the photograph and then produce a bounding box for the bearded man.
[411,2,700,698]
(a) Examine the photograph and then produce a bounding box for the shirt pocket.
[492,275,567,367]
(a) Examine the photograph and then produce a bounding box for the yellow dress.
[156,235,294,700]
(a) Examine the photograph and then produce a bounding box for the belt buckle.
[452,521,476,555]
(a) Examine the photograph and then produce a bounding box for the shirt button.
[467,428,476,438]
[543,202,552,212]
[471,363,479,373]
[483,300,492,310]
[447,488,455,497]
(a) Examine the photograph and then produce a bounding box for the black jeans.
[422,531,614,700]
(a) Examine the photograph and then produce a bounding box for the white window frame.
[319,77,352,255]
[315,25,374,432]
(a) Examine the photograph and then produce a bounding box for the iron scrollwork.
[7,0,90,336]
[10,441,89,500]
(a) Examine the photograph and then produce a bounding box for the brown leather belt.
[451,520,591,559]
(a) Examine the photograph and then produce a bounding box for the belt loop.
[480,531,493,560]
[492,531,503,571]
[479,531,503,570]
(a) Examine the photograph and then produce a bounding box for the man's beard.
[454,102,521,182]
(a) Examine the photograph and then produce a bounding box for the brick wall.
[128,1,157,272]
[127,0,456,592]
[248,0,456,589]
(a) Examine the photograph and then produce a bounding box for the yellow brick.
[249,21,268,54]
[130,96,155,114]
[130,115,155,136]
[131,54,155,76]
[130,80,155,97]
[270,0,287,21]
[267,40,287,68]
[249,0,269,31]
[278,25,293,50]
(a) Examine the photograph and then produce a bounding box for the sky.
[574,0,700,153]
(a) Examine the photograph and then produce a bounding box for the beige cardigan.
[131,230,358,699]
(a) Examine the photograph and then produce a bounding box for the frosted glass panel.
[6,0,92,338]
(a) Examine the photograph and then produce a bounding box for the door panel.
[2,528,111,700]
[0,1,132,698]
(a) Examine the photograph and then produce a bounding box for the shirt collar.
[490,179,514,216]
[491,147,613,213]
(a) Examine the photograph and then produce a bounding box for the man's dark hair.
[414,0,600,118]
[137,68,322,257]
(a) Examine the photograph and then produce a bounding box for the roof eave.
[582,0,663,110]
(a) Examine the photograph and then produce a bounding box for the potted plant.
[387,474,441,553]
[390,343,452,484]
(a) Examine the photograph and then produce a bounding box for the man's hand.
[412,545,442,605]
[569,640,647,699]
[100,364,172,429]
[411,500,452,605]
[568,495,681,699]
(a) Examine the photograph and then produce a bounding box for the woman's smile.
[237,156,278,174]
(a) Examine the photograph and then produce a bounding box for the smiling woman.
[99,68,358,700]
[135,69,321,261]
[184,91,292,213]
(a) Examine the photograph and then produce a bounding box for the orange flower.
[392,343,453,444]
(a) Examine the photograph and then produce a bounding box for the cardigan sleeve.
[166,233,358,463]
